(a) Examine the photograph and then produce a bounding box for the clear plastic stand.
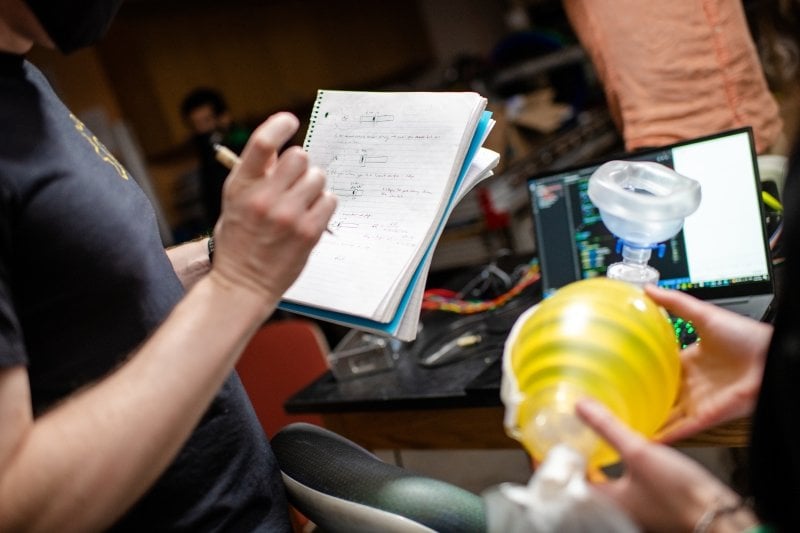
[327,329,398,380]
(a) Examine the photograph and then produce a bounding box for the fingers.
[652,393,694,442]
[644,285,712,325]
[269,151,323,205]
[234,113,332,230]
[299,166,328,206]
[277,165,332,216]
[238,114,329,209]
[306,190,338,233]
[236,112,300,180]
[654,415,703,444]
[576,398,647,459]
[271,167,336,238]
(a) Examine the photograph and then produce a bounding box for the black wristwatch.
[207,236,215,263]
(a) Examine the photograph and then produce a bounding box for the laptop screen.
[526,127,774,318]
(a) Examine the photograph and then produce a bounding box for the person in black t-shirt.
[0,1,336,531]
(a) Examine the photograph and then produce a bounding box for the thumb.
[235,112,300,180]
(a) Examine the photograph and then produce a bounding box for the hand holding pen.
[214,143,335,235]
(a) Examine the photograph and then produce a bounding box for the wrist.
[694,496,758,533]
[204,268,280,321]
[708,508,758,533]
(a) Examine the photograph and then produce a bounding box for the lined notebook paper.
[279,90,498,340]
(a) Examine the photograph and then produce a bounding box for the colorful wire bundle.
[422,260,541,314]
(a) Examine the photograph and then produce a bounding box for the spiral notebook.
[279,90,499,340]
[526,127,774,320]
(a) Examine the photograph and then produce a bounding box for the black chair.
[271,423,487,533]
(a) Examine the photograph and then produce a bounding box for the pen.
[213,144,334,235]
[213,143,240,170]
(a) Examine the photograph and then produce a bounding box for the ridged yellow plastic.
[506,277,680,467]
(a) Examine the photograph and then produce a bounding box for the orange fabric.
[236,319,329,438]
[563,0,783,153]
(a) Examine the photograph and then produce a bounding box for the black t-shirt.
[750,144,800,531]
[0,54,289,531]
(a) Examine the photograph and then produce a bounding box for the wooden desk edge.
[320,407,750,450]
[673,417,751,448]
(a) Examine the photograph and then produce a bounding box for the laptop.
[526,127,775,320]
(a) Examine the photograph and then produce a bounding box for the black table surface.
[285,280,542,414]
[284,347,504,414]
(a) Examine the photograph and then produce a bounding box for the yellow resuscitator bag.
[501,276,681,468]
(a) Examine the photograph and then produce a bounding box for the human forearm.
[166,237,212,289]
[0,275,274,532]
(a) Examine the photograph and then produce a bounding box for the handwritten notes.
[282,91,487,322]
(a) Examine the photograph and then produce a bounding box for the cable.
[422,259,540,314]
[769,222,783,251]
[763,193,784,264]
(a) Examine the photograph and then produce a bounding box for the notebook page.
[378,117,496,316]
[282,90,485,320]
[279,146,500,340]
[393,147,501,340]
